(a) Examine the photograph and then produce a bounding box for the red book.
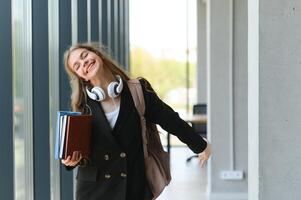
[63,115,92,159]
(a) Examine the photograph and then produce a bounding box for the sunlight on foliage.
[130,47,196,101]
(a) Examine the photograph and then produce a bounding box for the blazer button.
[104,174,111,179]
[120,152,126,158]
[104,154,109,160]
[120,173,127,178]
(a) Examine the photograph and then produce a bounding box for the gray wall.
[233,0,248,192]
[249,0,301,199]
[207,0,248,198]
[197,0,207,103]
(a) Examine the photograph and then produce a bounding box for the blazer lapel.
[86,80,135,147]
[88,99,121,150]
[112,81,135,134]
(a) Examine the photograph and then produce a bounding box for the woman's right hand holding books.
[62,151,83,166]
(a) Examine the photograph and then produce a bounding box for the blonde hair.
[63,42,130,112]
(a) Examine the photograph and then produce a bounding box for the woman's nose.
[83,60,89,69]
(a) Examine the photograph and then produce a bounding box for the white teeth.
[87,62,94,73]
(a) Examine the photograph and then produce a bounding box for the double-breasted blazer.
[68,78,207,200]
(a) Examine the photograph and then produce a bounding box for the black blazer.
[70,79,207,200]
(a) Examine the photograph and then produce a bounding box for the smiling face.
[67,48,104,82]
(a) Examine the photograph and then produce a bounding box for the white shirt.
[105,106,120,129]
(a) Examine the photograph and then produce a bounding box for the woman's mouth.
[86,61,95,73]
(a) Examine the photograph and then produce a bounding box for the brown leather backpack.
[128,79,171,199]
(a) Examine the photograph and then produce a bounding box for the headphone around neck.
[85,75,123,101]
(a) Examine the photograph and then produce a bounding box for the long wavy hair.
[63,42,131,112]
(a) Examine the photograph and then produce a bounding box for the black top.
[141,78,207,153]
[68,78,207,200]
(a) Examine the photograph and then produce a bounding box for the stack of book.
[55,111,92,160]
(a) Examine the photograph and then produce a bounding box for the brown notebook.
[63,115,92,160]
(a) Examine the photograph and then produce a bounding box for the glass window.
[12,0,34,199]
[48,0,61,199]
[129,0,197,146]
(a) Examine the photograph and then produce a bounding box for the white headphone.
[85,75,123,101]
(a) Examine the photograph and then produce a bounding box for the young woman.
[62,43,211,200]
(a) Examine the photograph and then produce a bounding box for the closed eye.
[80,50,88,59]
[73,62,80,71]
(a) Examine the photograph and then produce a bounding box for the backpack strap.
[127,79,149,158]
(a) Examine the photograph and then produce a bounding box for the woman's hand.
[61,151,83,166]
[198,138,212,167]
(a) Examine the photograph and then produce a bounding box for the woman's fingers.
[198,153,208,167]
[72,151,78,161]
[79,153,83,160]
[197,139,212,167]
[61,156,71,165]
[198,144,211,168]
[61,151,82,166]
[70,151,81,165]
[74,151,83,162]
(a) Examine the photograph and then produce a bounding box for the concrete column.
[248,0,301,200]
[197,0,207,103]
[207,0,248,199]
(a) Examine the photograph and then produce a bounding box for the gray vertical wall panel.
[32,0,50,199]
[257,1,301,199]
[59,0,74,199]
[101,0,108,46]
[197,1,207,103]
[233,0,248,193]
[118,0,125,66]
[98,0,103,42]
[0,0,14,199]
[208,0,248,196]
[78,0,87,43]
[91,0,99,41]
[124,0,130,70]
[113,0,119,61]
[107,0,112,48]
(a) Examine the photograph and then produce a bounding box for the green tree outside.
[130,47,196,111]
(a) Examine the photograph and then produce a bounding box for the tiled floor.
[157,147,208,200]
